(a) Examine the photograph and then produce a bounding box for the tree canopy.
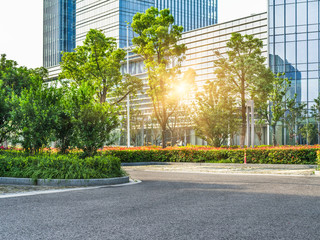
[132,7,188,148]
[214,33,273,147]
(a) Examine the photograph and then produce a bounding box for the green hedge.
[105,148,318,165]
[0,151,124,180]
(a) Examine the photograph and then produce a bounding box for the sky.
[0,0,267,69]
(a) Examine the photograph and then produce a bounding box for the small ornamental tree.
[214,33,273,147]
[193,81,240,147]
[132,7,187,148]
[10,78,61,154]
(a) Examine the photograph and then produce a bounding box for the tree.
[131,7,187,148]
[193,81,240,147]
[59,29,142,154]
[284,97,306,144]
[0,54,49,146]
[0,81,10,145]
[268,74,292,146]
[214,33,273,147]
[299,123,317,145]
[10,78,61,154]
[60,29,142,104]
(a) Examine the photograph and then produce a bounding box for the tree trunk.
[161,126,166,149]
[240,97,246,148]
[272,124,277,146]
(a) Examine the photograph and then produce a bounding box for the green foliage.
[0,151,123,180]
[193,81,240,147]
[9,77,61,154]
[267,74,306,145]
[311,96,320,139]
[0,54,49,146]
[132,7,187,148]
[214,33,274,147]
[60,29,142,104]
[105,148,317,165]
[0,80,11,144]
[284,97,306,142]
[299,123,318,145]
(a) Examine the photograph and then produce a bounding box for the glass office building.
[155,0,218,32]
[76,0,218,48]
[268,0,320,144]
[43,0,76,68]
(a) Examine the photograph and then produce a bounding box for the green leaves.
[60,29,141,104]
[132,7,187,148]
[213,33,273,147]
[193,81,240,147]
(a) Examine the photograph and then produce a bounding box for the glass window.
[297,3,307,26]
[308,63,319,71]
[308,40,318,63]
[286,34,295,42]
[275,27,284,35]
[297,25,307,32]
[308,32,318,40]
[286,42,295,65]
[275,5,284,27]
[297,64,307,71]
[297,41,307,63]
[286,26,296,34]
[275,35,285,43]
[269,5,274,28]
[309,79,319,101]
[297,33,307,41]
[275,42,285,62]
[300,80,308,101]
[286,4,295,26]
[308,2,318,25]
[309,71,319,79]
[308,24,318,32]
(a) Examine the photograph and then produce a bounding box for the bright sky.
[0,0,267,69]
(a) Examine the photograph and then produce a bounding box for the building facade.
[43,0,76,68]
[268,0,320,144]
[76,0,218,48]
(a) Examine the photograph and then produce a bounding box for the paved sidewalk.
[123,162,318,176]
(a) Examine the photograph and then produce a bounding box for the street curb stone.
[122,162,317,169]
[0,176,129,186]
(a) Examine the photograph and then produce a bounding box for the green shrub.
[0,151,124,180]
[104,148,317,165]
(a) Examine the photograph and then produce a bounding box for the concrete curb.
[122,162,318,169]
[0,176,129,186]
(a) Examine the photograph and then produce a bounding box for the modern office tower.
[76,0,218,48]
[43,0,76,68]
[155,0,218,32]
[268,0,320,144]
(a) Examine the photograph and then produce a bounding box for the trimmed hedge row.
[105,148,318,165]
[0,151,123,180]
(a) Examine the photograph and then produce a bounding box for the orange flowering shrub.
[102,145,320,164]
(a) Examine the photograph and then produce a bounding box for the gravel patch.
[0,184,76,195]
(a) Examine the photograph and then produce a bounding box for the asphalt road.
[1,170,320,240]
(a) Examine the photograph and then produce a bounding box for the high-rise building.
[43,0,76,68]
[76,0,218,48]
[268,0,320,144]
